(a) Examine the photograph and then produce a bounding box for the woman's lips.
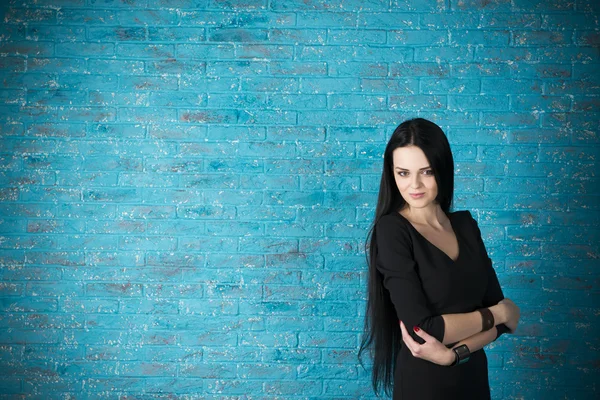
[410,193,424,198]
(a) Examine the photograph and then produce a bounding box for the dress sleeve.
[466,210,510,341]
[375,215,446,345]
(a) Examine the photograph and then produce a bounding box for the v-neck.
[395,211,461,264]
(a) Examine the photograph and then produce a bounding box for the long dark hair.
[357,118,456,396]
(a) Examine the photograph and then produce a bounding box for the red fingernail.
[413,326,420,332]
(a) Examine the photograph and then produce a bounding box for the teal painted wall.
[0,0,598,398]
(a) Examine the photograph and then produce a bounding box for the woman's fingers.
[412,324,431,342]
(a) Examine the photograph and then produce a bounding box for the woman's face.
[392,145,438,209]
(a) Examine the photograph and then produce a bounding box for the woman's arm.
[438,304,506,345]
[440,326,500,366]
[400,321,503,367]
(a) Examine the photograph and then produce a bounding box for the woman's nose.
[410,175,421,188]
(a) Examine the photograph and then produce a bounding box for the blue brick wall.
[0,0,598,398]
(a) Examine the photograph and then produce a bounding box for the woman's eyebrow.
[394,166,431,171]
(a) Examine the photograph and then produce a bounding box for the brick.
[272,0,387,10]
[236,11,295,26]
[535,47,597,63]
[148,27,205,42]
[449,94,509,111]
[88,27,146,42]
[206,60,268,76]
[116,9,178,25]
[270,28,326,44]
[451,0,511,10]
[324,380,374,397]
[146,59,205,74]
[297,363,357,378]
[117,43,175,59]
[479,13,541,28]
[421,12,481,29]
[179,11,236,26]
[297,110,355,125]
[360,12,418,28]
[175,42,233,59]
[513,30,572,46]
[208,28,268,42]
[143,378,202,393]
[0,57,26,72]
[0,23,26,42]
[451,30,510,46]
[509,129,570,144]
[0,41,54,56]
[4,7,56,23]
[27,25,85,42]
[421,78,479,94]
[542,12,598,29]
[237,363,294,379]
[329,29,385,45]
[236,44,293,59]
[575,30,600,45]
[56,9,116,25]
[414,47,473,62]
[264,379,322,395]
[56,42,114,57]
[204,379,262,394]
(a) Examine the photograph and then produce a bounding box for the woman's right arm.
[438,305,507,345]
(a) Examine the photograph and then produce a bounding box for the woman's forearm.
[442,326,499,366]
[440,304,506,345]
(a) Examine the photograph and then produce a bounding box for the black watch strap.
[450,344,470,367]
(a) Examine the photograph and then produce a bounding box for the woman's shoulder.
[375,211,410,234]
[374,212,413,250]
[450,209,475,224]
[451,209,484,237]
[377,211,401,224]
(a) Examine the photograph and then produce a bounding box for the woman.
[358,118,521,399]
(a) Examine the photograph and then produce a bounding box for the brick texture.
[0,0,598,398]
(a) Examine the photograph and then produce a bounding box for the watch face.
[456,344,470,355]
[450,344,471,366]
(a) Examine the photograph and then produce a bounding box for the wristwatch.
[449,344,470,367]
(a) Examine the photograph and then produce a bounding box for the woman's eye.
[397,170,433,176]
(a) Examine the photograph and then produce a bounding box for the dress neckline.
[394,211,461,264]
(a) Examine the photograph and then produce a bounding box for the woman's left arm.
[400,320,501,366]
[441,326,499,365]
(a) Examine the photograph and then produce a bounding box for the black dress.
[374,209,510,400]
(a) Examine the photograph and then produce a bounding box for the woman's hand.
[399,320,454,366]
[499,298,520,333]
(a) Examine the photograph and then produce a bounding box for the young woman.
[358,118,521,399]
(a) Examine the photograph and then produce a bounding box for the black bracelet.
[478,308,494,332]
